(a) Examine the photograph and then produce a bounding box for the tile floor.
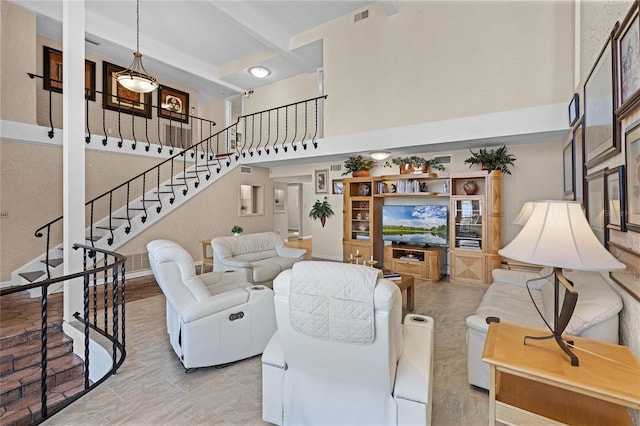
[41,275,491,425]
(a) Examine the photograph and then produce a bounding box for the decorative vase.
[358,183,371,196]
[399,163,428,175]
[463,180,478,195]
[353,170,370,177]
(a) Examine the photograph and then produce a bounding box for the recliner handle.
[229,311,245,321]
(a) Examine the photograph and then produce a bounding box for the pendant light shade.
[115,0,158,94]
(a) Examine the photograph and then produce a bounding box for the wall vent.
[240,166,252,174]
[433,155,452,164]
[164,124,192,149]
[330,164,342,172]
[354,10,369,22]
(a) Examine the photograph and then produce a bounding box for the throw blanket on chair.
[289,261,379,344]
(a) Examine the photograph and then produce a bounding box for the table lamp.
[499,200,625,366]
[512,201,537,225]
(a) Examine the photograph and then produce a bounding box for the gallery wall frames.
[43,46,96,101]
[585,169,606,245]
[583,23,620,169]
[624,118,640,232]
[605,165,626,232]
[157,85,189,123]
[615,0,640,115]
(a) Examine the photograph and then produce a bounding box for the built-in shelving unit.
[342,170,502,284]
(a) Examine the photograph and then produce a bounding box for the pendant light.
[115,0,158,93]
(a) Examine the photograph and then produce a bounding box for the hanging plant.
[309,197,335,227]
[384,156,445,174]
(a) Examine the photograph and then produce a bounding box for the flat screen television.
[382,205,448,246]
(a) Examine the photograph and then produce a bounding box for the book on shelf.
[458,239,481,249]
[355,233,370,240]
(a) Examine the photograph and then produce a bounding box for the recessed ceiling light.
[370,151,391,160]
[248,66,271,78]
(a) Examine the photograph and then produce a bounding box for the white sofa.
[466,267,623,390]
[147,240,277,370]
[262,262,435,425]
[212,232,306,287]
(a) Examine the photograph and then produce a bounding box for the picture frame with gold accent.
[102,61,152,118]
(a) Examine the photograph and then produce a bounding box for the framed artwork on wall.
[332,179,344,194]
[616,0,640,111]
[573,118,585,203]
[43,46,96,101]
[315,169,328,194]
[608,242,640,302]
[605,165,626,232]
[585,170,606,246]
[568,93,579,127]
[102,61,152,118]
[583,24,620,168]
[625,118,640,232]
[157,85,189,123]
[563,140,574,199]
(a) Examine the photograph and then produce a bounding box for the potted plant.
[231,225,244,236]
[342,155,377,177]
[385,156,445,174]
[309,197,335,227]
[464,145,516,174]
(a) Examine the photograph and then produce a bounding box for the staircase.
[9,95,327,293]
[0,323,86,425]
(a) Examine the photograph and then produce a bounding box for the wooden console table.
[384,245,441,281]
[394,273,415,311]
[482,322,640,425]
[199,239,213,274]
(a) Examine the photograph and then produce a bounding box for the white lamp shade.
[499,200,625,271]
[512,201,536,225]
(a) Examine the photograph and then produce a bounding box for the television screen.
[382,205,448,246]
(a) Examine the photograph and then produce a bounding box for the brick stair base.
[0,324,87,426]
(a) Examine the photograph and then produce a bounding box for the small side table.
[395,274,415,311]
[482,322,640,425]
[200,239,213,274]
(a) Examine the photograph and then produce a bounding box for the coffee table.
[394,273,415,311]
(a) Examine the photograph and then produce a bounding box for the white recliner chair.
[262,261,435,425]
[147,239,277,370]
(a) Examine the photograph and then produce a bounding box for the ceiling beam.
[204,0,318,74]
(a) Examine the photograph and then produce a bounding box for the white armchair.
[262,262,435,425]
[147,240,277,370]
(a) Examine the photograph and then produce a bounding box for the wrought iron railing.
[0,244,126,425]
[28,72,326,278]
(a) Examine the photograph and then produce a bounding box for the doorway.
[287,183,303,240]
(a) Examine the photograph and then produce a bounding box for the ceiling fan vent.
[354,10,369,22]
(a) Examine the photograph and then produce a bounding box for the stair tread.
[85,236,101,242]
[18,271,46,283]
[127,207,146,211]
[141,199,160,202]
[165,183,187,187]
[154,190,173,194]
[40,258,63,268]
[111,216,130,220]
[95,225,117,230]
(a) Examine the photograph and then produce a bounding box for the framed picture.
[573,118,585,203]
[274,188,286,214]
[605,165,626,232]
[563,140,574,199]
[608,242,640,303]
[585,170,606,245]
[315,169,328,194]
[158,85,189,123]
[43,46,96,101]
[102,61,152,118]
[332,179,344,194]
[568,93,579,127]
[583,24,619,168]
[616,1,640,110]
[625,118,640,232]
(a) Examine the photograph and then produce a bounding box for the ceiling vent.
[330,164,342,172]
[240,166,252,174]
[354,10,369,22]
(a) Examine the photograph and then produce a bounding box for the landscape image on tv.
[382,205,448,246]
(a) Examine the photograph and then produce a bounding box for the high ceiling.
[12,0,392,104]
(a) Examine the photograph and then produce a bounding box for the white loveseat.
[466,268,623,390]
[147,240,277,370]
[212,232,306,287]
